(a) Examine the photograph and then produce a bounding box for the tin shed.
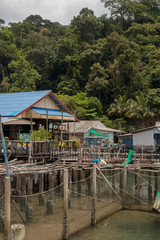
[132,122,160,150]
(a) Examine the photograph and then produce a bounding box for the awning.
[89,128,112,137]
[2,117,35,125]
[31,107,73,117]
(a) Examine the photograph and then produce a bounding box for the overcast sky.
[0,0,107,25]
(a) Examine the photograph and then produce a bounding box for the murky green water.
[70,210,160,240]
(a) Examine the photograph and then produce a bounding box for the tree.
[108,95,128,117]
[8,56,41,92]
[57,77,79,95]
[57,92,103,120]
[86,63,109,101]
[126,93,154,127]
[0,19,5,29]
[70,8,103,43]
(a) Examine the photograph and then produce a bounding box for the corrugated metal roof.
[31,107,73,117]
[69,120,122,133]
[0,90,51,117]
[1,117,35,125]
[1,117,14,123]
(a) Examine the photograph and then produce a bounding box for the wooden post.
[97,168,100,200]
[46,109,48,141]
[61,111,63,142]
[0,115,10,177]
[91,163,96,226]
[148,171,152,204]
[112,170,115,198]
[63,169,68,239]
[20,176,26,211]
[68,168,72,208]
[154,172,158,199]
[123,158,127,209]
[27,175,33,204]
[67,122,70,141]
[74,117,75,138]
[86,170,91,196]
[119,170,123,197]
[49,172,54,200]
[4,176,11,240]
[135,161,140,205]
[77,170,81,195]
[39,173,44,206]
[28,113,33,163]
[46,172,54,214]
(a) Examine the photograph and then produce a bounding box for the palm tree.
[126,93,154,127]
[108,95,128,117]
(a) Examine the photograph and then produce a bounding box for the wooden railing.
[0,140,160,163]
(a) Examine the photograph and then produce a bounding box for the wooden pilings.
[135,161,140,205]
[148,171,152,204]
[154,172,158,200]
[63,168,68,240]
[122,158,127,209]
[91,163,96,226]
[46,172,54,214]
[4,177,11,240]
[20,176,26,211]
[38,173,44,206]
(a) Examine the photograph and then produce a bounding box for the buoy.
[153,192,160,212]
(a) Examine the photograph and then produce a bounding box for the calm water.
[70,210,160,240]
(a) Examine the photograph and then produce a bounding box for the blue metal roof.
[0,90,52,117]
[31,107,73,117]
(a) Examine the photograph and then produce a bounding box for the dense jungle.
[1,0,160,131]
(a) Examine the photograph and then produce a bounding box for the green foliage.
[70,138,81,150]
[33,126,52,141]
[1,5,160,128]
[86,63,108,101]
[57,92,103,120]
[71,8,103,43]
[8,55,41,92]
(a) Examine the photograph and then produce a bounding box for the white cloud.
[0,0,107,25]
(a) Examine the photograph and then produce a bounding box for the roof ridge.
[0,90,52,96]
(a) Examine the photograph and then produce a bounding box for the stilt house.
[0,90,77,140]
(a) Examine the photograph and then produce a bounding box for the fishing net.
[11,182,64,240]
[68,173,93,235]
[95,169,123,221]
[125,168,160,211]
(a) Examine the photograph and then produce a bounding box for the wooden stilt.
[119,170,123,197]
[148,171,152,204]
[38,173,44,206]
[136,161,140,205]
[112,170,115,198]
[4,177,11,240]
[123,158,127,209]
[154,172,158,200]
[63,169,68,239]
[68,168,72,208]
[20,176,26,211]
[91,163,96,226]
[46,172,54,214]
[77,170,81,195]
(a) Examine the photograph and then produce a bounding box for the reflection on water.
[70,210,160,240]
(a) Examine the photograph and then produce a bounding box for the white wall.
[133,129,154,147]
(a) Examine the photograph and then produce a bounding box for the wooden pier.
[1,140,160,239]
